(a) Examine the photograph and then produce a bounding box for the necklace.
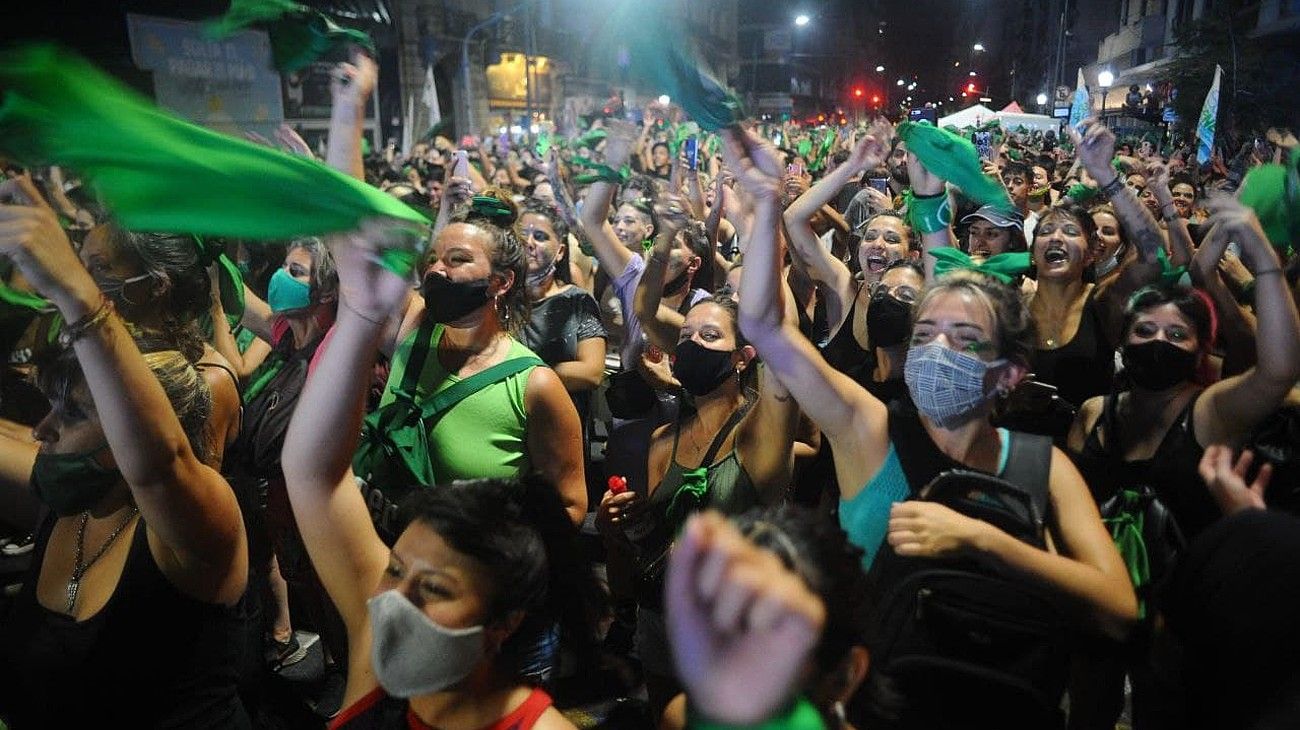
[66,507,139,614]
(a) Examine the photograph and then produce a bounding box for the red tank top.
[329,685,553,730]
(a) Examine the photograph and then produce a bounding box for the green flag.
[0,44,429,273]
[206,0,376,74]
[897,120,1014,214]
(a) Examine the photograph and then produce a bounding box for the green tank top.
[650,405,760,520]
[380,323,541,482]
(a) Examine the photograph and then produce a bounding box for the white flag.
[422,64,442,128]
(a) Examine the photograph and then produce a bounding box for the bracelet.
[341,298,387,327]
[1098,175,1125,200]
[58,295,115,348]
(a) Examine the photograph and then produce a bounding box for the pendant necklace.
[66,507,139,614]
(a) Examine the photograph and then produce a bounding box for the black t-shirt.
[523,285,607,422]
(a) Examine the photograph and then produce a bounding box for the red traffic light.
[853,87,864,98]
[871,95,880,104]
[966,83,976,93]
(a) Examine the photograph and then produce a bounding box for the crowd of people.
[0,45,1299,730]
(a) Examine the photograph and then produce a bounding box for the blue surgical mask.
[904,341,1005,429]
[267,268,312,313]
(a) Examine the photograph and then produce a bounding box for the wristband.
[688,697,825,730]
[1098,175,1125,201]
[904,190,952,234]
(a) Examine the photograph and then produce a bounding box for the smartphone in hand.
[453,150,469,178]
[684,137,700,171]
[868,177,890,193]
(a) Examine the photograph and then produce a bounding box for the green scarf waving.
[0,44,429,274]
[206,0,376,74]
[898,120,1015,215]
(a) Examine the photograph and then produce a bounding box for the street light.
[973,43,985,52]
[658,95,671,106]
[795,14,810,26]
[875,65,885,72]
[1036,92,1048,113]
[896,79,905,86]
[1098,70,1114,118]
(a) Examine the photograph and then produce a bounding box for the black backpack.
[864,422,1070,730]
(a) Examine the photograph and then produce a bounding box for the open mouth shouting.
[1042,245,1070,267]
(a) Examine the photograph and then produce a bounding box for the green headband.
[469,196,514,220]
[929,246,1031,285]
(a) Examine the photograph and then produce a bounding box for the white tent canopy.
[937,104,996,129]
[938,104,1060,135]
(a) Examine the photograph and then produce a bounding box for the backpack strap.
[999,430,1054,525]
[398,313,441,396]
[417,356,544,422]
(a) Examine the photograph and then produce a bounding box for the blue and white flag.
[1068,68,1089,134]
[1196,65,1223,165]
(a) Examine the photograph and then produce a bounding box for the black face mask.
[1122,340,1198,391]
[420,272,492,324]
[866,293,912,349]
[30,446,121,517]
[673,339,737,397]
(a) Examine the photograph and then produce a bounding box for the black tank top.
[1072,391,1218,539]
[1030,292,1115,409]
[0,515,248,728]
[819,285,875,382]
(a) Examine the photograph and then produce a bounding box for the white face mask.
[367,589,486,698]
[1094,252,1121,278]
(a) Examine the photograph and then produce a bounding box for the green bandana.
[796,138,813,159]
[897,121,1014,215]
[1102,488,1152,620]
[206,0,376,74]
[468,196,515,220]
[573,128,608,150]
[194,236,246,322]
[903,190,952,234]
[665,467,709,536]
[0,45,429,275]
[1155,247,1189,287]
[929,246,1031,285]
[1066,183,1100,204]
[534,131,552,158]
[0,282,51,313]
[1237,147,1300,257]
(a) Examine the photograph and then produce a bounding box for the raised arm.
[735,283,804,506]
[576,120,637,277]
[726,130,889,499]
[633,193,694,353]
[0,179,246,605]
[280,226,407,633]
[1072,120,1164,338]
[782,125,890,326]
[325,51,377,182]
[904,151,955,283]
[1194,198,1300,446]
[1147,160,1195,270]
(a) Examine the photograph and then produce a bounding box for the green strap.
[416,356,543,423]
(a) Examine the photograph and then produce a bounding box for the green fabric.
[194,236,246,321]
[1155,247,1189,287]
[1237,147,1299,257]
[0,45,429,275]
[1102,489,1151,620]
[242,350,287,404]
[0,282,51,313]
[468,195,515,220]
[205,0,376,74]
[574,128,607,149]
[665,467,709,537]
[688,697,825,730]
[1066,183,1099,204]
[601,2,743,131]
[929,247,1031,285]
[903,190,952,234]
[534,131,552,157]
[897,120,1014,215]
[796,138,813,159]
[361,321,542,491]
